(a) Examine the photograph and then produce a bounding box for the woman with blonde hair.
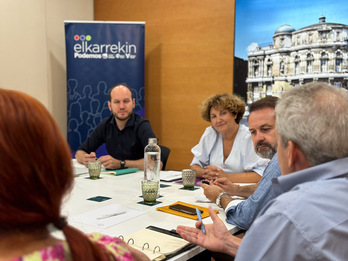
[191,93,268,183]
[0,89,149,261]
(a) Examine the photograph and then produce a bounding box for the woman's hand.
[203,166,227,180]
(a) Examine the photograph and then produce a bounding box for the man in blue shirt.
[177,82,348,260]
[202,96,281,230]
[76,84,158,170]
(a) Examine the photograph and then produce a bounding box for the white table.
[62,163,240,260]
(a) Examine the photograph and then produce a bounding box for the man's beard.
[113,110,132,121]
[255,141,276,159]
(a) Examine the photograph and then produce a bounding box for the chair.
[159,145,171,170]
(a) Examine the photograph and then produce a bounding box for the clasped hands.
[202,165,228,180]
[82,152,121,169]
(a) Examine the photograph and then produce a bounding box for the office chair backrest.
[159,145,171,170]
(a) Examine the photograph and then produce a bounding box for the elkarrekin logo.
[73,34,137,60]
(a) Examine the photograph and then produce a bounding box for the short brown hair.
[249,96,279,114]
[200,93,246,124]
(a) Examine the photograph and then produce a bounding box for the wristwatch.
[120,160,126,169]
[216,192,229,208]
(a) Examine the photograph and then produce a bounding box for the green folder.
[101,168,139,176]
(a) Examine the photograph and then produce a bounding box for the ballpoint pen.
[97,211,126,220]
[196,208,206,234]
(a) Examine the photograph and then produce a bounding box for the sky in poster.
[235,0,348,59]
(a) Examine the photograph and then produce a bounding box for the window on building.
[280,61,284,74]
[267,65,272,76]
[336,52,343,72]
[252,60,259,77]
[334,82,342,87]
[321,60,327,72]
[294,55,300,75]
[295,62,299,75]
[266,85,272,95]
[307,61,312,73]
[254,66,259,77]
[308,34,313,42]
[306,54,314,73]
[320,52,328,72]
[336,59,342,72]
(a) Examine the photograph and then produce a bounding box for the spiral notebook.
[123,226,192,260]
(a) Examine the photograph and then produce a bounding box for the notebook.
[123,226,192,260]
[101,168,139,176]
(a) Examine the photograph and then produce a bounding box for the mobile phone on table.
[169,204,203,215]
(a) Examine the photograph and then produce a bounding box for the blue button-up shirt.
[225,154,281,230]
[236,157,348,261]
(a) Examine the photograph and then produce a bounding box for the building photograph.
[234,0,348,104]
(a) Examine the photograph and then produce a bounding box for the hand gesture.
[176,206,241,256]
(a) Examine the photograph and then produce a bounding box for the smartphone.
[169,204,203,215]
[201,180,210,185]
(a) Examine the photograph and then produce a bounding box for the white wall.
[0,0,93,136]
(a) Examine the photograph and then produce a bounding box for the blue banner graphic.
[65,21,145,156]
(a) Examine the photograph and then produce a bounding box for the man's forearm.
[221,193,233,209]
[226,172,262,183]
[223,235,242,257]
[235,184,258,198]
[125,158,145,170]
[75,150,87,164]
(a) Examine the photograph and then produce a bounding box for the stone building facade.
[246,16,348,103]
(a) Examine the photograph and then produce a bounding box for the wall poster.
[65,21,145,156]
[233,0,348,109]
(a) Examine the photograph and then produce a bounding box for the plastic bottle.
[144,138,161,195]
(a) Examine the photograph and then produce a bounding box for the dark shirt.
[78,112,156,160]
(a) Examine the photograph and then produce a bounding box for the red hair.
[0,89,116,260]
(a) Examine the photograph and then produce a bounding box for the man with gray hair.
[177,82,348,260]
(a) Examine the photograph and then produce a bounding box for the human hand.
[82,152,97,167]
[201,183,224,203]
[203,165,227,180]
[176,206,233,254]
[214,178,239,195]
[98,155,119,169]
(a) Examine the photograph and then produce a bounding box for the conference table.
[61,161,241,260]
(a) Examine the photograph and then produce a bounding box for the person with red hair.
[0,89,149,261]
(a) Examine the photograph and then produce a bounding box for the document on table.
[160,170,182,181]
[72,159,88,176]
[69,204,146,229]
[72,159,106,177]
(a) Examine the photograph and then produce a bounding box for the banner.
[65,21,145,156]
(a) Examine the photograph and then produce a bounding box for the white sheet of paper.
[69,204,146,229]
[160,170,182,181]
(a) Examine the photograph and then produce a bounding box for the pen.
[97,211,126,220]
[196,208,206,234]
